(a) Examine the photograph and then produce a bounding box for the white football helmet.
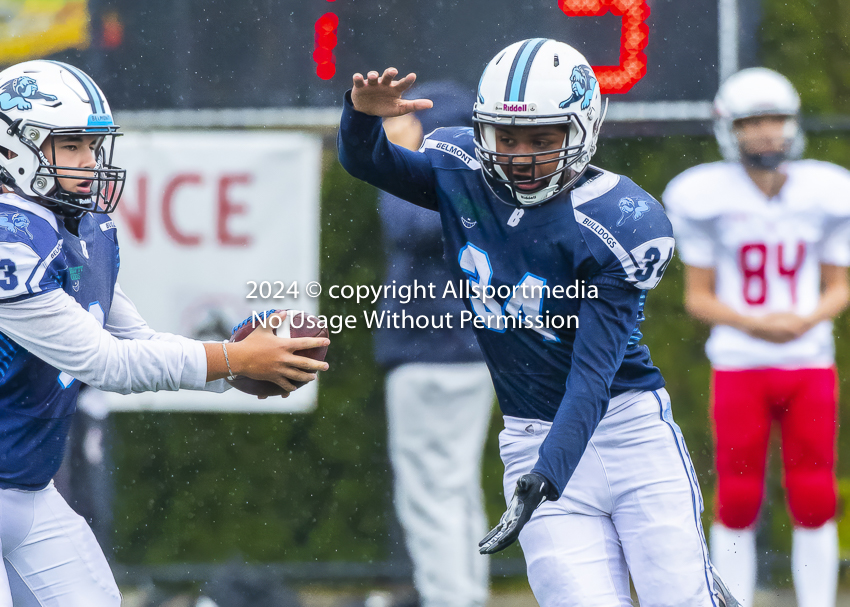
[473,38,606,207]
[713,67,804,168]
[0,60,124,216]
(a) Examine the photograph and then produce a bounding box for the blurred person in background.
[374,81,494,607]
[664,68,850,607]
[0,60,328,606]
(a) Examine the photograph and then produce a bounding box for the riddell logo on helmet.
[496,102,537,112]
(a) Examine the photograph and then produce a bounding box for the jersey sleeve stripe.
[26,239,62,295]
[574,209,637,276]
[421,139,481,170]
[0,241,44,300]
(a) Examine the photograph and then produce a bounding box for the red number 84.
[559,0,650,94]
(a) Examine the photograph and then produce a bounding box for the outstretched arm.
[105,283,327,394]
[0,288,328,396]
[202,314,327,392]
[338,68,439,210]
[351,68,433,117]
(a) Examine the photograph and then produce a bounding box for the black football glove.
[479,472,557,554]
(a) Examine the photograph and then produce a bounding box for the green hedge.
[111,133,850,567]
[111,0,850,567]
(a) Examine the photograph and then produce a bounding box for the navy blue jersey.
[0,196,118,489]
[339,95,674,494]
[374,190,483,369]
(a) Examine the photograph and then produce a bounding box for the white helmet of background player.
[473,38,606,207]
[0,60,124,216]
[713,67,804,169]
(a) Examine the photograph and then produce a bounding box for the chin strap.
[741,151,786,171]
[62,214,84,236]
[34,189,89,220]
[0,167,15,188]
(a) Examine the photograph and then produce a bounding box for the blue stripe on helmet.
[504,40,532,102]
[505,38,547,102]
[516,39,547,101]
[45,60,106,117]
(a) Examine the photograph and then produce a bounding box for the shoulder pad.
[573,177,674,290]
[0,235,63,301]
[0,200,65,300]
[662,162,735,218]
[0,202,60,253]
[419,127,480,170]
[790,160,850,216]
[791,158,850,179]
[95,213,118,231]
[92,213,119,242]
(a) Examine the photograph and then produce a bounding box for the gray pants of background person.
[386,362,494,607]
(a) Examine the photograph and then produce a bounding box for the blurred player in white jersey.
[664,68,850,607]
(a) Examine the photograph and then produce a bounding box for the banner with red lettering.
[103,131,323,413]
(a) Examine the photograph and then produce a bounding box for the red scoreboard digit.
[314,12,339,80]
[560,0,650,94]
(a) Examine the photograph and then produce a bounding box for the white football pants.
[501,388,718,607]
[386,362,494,607]
[0,481,120,606]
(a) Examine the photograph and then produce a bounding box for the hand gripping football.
[226,309,329,397]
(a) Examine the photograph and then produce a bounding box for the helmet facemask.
[473,113,589,207]
[472,39,604,208]
[14,123,125,217]
[713,68,804,168]
[730,115,800,171]
[0,60,126,217]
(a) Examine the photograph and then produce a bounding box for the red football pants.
[712,367,838,529]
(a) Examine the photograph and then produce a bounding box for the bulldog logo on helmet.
[616,197,651,227]
[0,76,58,111]
[559,65,597,110]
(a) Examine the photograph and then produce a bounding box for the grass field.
[124,587,850,606]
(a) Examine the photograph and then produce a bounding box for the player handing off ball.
[338,39,738,606]
[0,60,328,605]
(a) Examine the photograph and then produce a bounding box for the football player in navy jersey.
[339,39,738,606]
[0,60,328,606]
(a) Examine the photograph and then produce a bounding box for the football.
[226,309,329,397]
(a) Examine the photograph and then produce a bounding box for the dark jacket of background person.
[373,81,484,369]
